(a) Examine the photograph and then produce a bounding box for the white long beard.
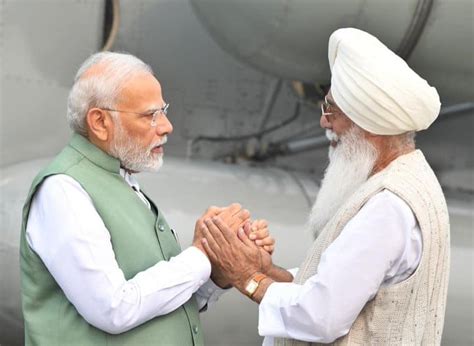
[110,120,166,173]
[308,126,378,238]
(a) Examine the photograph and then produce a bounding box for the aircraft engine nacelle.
[190,0,474,103]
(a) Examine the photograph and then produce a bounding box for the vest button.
[158,224,165,232]
[192,325,199,334]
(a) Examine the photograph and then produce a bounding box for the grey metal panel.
[113,0,321,170]
[190,0,474,102]
[190,0,417,83]
[0,0,104,167]
[409,0,474,103]
[115,0,268,115]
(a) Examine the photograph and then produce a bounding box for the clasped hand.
[192,203,274,290]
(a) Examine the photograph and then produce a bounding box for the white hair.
[66,52,153,135]
[308,125,378,237]
[307,126,416,237]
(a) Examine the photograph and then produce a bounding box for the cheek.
[126,122,153,140]
[334,117,353,134]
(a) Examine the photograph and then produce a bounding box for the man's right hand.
[192,203,250,288]
[192,206,223,253]
[192,203,250,254]
[216,203,250,233]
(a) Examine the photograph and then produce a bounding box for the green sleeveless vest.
[20,133,204,346]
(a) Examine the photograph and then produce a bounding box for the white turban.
[328,28,441,135]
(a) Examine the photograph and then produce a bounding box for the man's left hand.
[246,219,274,275]
[248,219,275,255]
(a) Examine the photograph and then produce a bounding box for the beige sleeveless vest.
[275,150,450,346]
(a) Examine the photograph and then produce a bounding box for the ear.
[86,108,114,142]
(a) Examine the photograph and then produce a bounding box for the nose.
[320,113,332,129]
[155,115,173,136]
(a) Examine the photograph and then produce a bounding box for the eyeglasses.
[102,103,169,127]
[320,96,334,117]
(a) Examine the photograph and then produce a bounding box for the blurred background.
[1,0,473,345]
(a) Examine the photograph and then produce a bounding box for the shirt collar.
[120,168,141,191]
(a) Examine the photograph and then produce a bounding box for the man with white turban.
[197,28,450,345]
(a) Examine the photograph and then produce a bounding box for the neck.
[369,136,415,175]
[87,132,112,155]
[122,167,138,174]
[371,147,415,175]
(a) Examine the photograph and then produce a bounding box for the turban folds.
[328,28,441,135]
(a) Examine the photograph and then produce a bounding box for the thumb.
[237,227,255,247]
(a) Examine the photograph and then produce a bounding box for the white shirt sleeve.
[195,279,229,312]
[26,174,212,334]
[259,190,422,344]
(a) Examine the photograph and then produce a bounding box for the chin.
[144,156,164,173]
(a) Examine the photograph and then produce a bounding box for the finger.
[227,209,251,231]
[253,228,273,241]
[201,238,218,262]
[255,235,274,247]
[205,206,224,218]
[257,219,268,229]
[198,207,222,226]
[220,203,241,218]
[236,227,257,248]
[251,219,267,228]
[205,217,231,245]
[249,227,269,241]
[248,222,259,240]
[249,219,268,239]
[263,245,274,254]
[236,208,250,221]
[243,221,252,236]
[228,203,242,216]
[201,221,222,253]
[212,216,239,245]
[217,203,242,223]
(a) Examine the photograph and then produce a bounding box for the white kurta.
[260,190,422,344]
[26,171,225,334]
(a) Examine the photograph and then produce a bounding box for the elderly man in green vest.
[20,52,274,345]
[199,28,450,345]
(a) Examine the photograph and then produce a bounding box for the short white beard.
[308,126,378,238]
[109,118,166,173]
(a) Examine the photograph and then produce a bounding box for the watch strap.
[246,272,267,297]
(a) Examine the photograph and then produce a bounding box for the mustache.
[326,129,339,142]
[150,136,167,150]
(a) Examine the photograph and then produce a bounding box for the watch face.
[246,280,258,295]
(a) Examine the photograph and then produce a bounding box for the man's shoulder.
[26,144,85,201]
[34,144,84,180]
[377,149,437,188]
[376,150,448,219]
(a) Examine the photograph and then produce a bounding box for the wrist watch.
[244,272,267,298]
